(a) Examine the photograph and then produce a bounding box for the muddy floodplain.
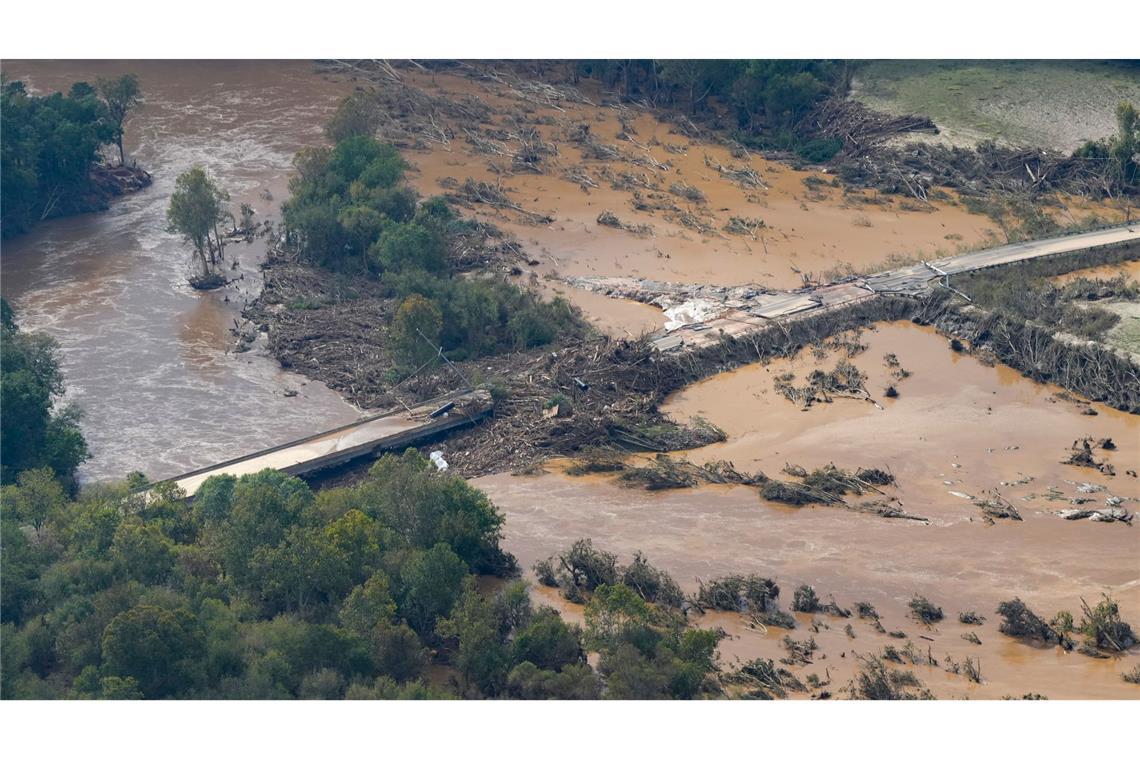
[477,321,1140,698]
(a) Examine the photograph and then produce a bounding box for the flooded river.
[0,61,360,483]
[476,322,1140,697]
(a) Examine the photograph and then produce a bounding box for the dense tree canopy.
[0,78,121,237]
[0,447,725,699]
[282,132,579,370]
[0,300,88,487]
[574,60,848,158]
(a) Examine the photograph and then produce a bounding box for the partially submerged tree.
[167,166,230,288]
[96,74,142,166]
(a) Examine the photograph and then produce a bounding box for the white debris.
[949,491,974,500]
[662,298,723,331]
[429,450,448,471]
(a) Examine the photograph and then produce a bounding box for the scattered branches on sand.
[667,210,718,236]
[595,210,653,237]
[847,654,932,700]
[703,154,766,189]
[562,165,598,192]
[723,215,766,237]
[668,181,707,204]
[727,658,806,699]
[773,358,870,408]
[614,454,764,491]
[449,178,554,224]
[780,635,818,665]
[803,98,936,158]
[975,490,1023,523]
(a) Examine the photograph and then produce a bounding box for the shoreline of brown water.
[0,61,361,483]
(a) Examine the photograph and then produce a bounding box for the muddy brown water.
[1,61,360,483]
[392,69,1127,339]
[476,321,1140,698]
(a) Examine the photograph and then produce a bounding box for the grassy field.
[850,60,1140,152]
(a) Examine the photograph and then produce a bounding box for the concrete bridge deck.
[163,388,491,497]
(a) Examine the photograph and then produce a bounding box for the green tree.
[362,450,505,571]
[436,578,511,696]
[167,166,230,282]
[100,604,204,698]
[391,543,468,636]
[512,609,586,672]
[325,93,376,143]
[390,294,443,369]
[96,74,142,165]
[1,467,67,533]
[249,525,351,617]
[339,572,398,635]
[1110,101,1139,189]
[505,661,601,699]
[369,221,448,274]
[208,469,314,588]
[0,303,88,485]
[110,519,176,585]
[1,79,117,237]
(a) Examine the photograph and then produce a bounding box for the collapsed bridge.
[568,223,1140,352]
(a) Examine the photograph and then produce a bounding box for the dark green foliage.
[1,302,88,486]
[620,552,685,608]
[1,79,118,237]
[282,137,413,269]
[1079,595,1136,652]
[996,598,1061,646]
[555,538,619,594]
[909,595,944,624]
[792,584,820,613]
[505,661,601,699]
[359,450,506,573]
[282,130,579,363]
[696,574,780,613]
[511,609,586,673]
[576,60,845,154]
[100,604,205,698]
[0,449,524,699]
[586,584,721,699]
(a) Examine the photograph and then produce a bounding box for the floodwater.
[1051,258,1140,286]
[391,68,1127,337]
[476,322,1140,697]
[0,61,360,482]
